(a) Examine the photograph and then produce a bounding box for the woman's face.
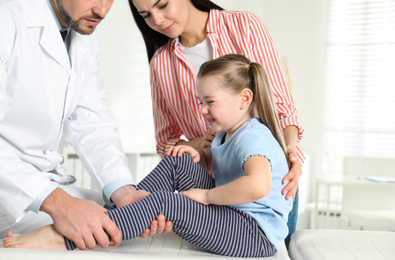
[132,0,191,39]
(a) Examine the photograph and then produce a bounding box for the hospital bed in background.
[289,229,395,260]
[311,157,395,231]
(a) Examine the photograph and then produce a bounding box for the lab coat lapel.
[69,30,86,71]
[21,0,71,74]
[63,30,86,114]
[39,25,72,74]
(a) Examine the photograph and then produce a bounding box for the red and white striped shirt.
[150,9,305,162]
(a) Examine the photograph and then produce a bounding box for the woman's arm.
[282,125,302,200]
[197,148,212,173]
[150,63,182,157]
[180,156,271,205]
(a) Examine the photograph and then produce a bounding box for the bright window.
[323,0,395,178]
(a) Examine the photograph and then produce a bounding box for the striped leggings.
[65,154,275,257]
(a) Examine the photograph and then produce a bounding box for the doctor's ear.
[240,88,253,109]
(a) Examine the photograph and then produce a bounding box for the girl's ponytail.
[249,63,288,157]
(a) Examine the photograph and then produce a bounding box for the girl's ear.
[240,88,253,109]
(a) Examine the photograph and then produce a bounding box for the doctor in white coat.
[0,0,171,250]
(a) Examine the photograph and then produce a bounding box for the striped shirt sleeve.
[150,55,183,157]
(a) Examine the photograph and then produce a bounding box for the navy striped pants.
[65,154,275,257]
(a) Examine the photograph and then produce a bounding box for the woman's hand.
[166,145,200,163]
[281,151,302,201]
[177,128,216,150]
[281,126,302,201]
[138,214,173,238]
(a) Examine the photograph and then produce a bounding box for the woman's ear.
[240,88,253,109]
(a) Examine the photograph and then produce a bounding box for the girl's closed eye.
[202,100,214,105]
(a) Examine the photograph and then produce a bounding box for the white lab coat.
[0,0,134,222]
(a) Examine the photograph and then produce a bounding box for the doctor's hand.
[40,188,122,250]
[111,185,173,237]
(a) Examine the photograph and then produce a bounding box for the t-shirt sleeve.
[235,126,279,170]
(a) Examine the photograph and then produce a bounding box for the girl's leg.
[136,154,215,192]
[3,226,66,250]
[65,191,275,257]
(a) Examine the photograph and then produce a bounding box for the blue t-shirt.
[208,118,292,251]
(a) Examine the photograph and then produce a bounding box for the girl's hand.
[281,151,302,201]
[180,189,210,205]
[166,145,200,163]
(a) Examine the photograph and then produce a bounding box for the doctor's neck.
[49,0,68,28]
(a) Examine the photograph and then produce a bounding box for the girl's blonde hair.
[197,54,288,158]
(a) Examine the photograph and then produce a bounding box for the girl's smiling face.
[197,75,252,137]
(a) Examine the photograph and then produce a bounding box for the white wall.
[97,0,155,154]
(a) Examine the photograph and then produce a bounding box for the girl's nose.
[200,104,208,115]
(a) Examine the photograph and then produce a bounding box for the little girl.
[3,54,292,257]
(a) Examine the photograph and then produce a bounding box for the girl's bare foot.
[3,225,67,250]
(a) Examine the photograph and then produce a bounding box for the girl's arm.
[180,156,271,205]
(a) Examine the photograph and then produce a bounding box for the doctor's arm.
[0,37,49,223]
